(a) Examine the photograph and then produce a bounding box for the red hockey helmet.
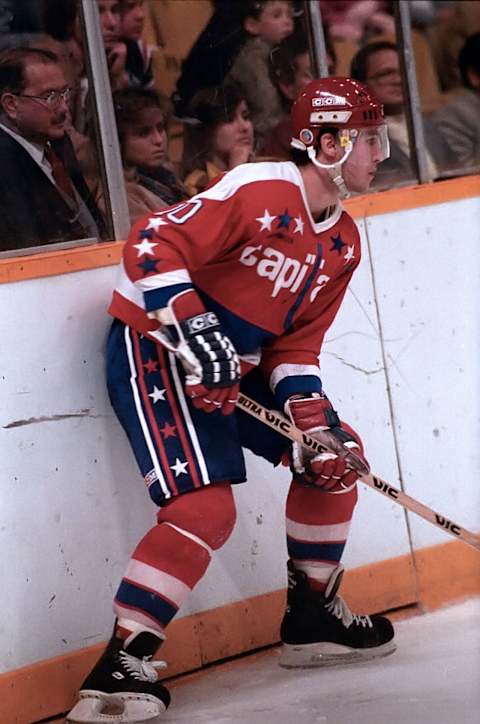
[291,76,385,151]
[290,77,389,196]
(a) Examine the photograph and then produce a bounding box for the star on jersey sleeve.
[122,189,245,313]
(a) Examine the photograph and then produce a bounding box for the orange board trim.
[1,539,479,724]
[0,175,478,285]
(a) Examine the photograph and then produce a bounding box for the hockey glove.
[286,394,370,492]
[150,290,240,415]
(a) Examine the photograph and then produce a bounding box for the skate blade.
[279,639,397,669]
[66,691,167,723]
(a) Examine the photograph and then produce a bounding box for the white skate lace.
[325,595,373,629]
[119,651,167,683]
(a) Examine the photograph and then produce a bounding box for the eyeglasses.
[15,88,72,107]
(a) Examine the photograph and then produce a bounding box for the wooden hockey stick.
[236,392,480,552]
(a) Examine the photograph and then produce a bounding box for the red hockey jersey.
[109,161,361,406]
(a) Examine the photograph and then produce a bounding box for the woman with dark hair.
[114,87,188,204]
[182,83,255,196]
[88,87,187,223]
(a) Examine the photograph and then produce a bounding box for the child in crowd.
[182,83,255,197]
[227,0,296,142]
[118,0,154,88]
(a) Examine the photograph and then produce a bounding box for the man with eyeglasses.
[350,40,453,188]
[0,47,103,251]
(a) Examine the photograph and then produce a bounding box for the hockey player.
[68,77,394,723]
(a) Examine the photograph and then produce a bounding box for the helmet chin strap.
[306,145,353,199]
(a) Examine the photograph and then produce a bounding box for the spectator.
[118,0,154,89]
[227,0,295,142]
[260,29,335,159]
[0,1,85,122]
[269,31,314,113]
[0,1,14,35]
[182,83,255,197]
[350,40,453,187]
[116,87,188,207]
[43,0,131,93]
[432,32,480,172]
[319,0,395,43]
[137,148,189,208]
[0,47,103,251]
[48,0,130,169]
[89,87,186,225]
[98,0,129,91]
[0,0,43,36]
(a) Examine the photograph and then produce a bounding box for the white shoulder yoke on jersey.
[195,161,343,234]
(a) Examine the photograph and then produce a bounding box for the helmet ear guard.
[291,126,355,198]
[291,127,315,150]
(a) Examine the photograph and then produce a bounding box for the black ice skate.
[67,629,170,723]
[279,561,396,668]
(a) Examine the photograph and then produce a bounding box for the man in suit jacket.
[0,47,105,253]
[350,41,455,190]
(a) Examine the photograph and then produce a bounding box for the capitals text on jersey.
[109,161,361,407]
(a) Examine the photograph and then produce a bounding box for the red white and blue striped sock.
[113,482,236,640]
[285,478,358,592]
[114,521,211,640]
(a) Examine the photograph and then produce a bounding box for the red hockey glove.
[153,290,240,415]
[286,394,370,491]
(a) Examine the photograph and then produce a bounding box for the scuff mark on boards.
[3,410,105,428]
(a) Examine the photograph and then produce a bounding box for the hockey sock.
[285,478,358,592]
[114,482,236,640]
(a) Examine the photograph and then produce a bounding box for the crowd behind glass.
[0,0,478,253]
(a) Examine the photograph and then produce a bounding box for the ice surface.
[164,599,480,724]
